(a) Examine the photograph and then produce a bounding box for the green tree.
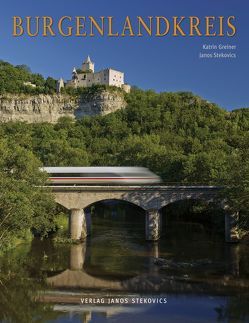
[225,134,249,232]
[0,140,56,250]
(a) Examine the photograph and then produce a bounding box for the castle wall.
[92,71,107,85]
[82,60,94,72]
[80,74,92,87]
[71,69,124,89]
[60,56,128,92]
[108,69,124,87]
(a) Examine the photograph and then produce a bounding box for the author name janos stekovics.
[12,15,237,37]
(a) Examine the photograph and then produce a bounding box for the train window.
[49,173,122,177]
[50,173,81,177]
[79,173,121,177]
[121,173,149,177]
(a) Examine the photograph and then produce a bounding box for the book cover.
[0,1,248,322]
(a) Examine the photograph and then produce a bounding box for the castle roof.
[84,55,92,63]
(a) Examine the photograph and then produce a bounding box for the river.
[0,201,249,322]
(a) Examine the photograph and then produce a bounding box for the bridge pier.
[70,243,86,270]
[225,211,239,243]
[54,185,237,243]
[69,209,91,241]
[145,209,161,241]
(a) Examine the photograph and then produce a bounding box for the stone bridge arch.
[83,197,146,212]
[83,198,147,239]
[158,197,239,243]
[54,191,148,210]
[158,197,222,237]
[52,186,238,243]
[158,195,216,210]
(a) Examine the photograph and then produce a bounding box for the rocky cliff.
[0,90,126,123]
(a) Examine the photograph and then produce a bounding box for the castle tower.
[72,67,78,80]
[82,56,94,73]
[56,78,64,93]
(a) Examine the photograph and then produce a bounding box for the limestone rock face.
[0,90,126,123]
[76,90,126,118]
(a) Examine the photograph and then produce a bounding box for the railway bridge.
[51,185,239,243]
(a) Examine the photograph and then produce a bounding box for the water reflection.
[43,241,248,295]
[43,295,249,323]
[1,201,249,322]
[44,241,162,292]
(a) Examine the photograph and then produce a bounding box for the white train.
[41,167,162,185]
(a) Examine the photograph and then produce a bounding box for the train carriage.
[41,167,162,185]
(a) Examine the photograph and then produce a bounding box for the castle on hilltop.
[57,56,131,93]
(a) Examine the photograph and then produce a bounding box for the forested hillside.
[0,87,248,183]
[0,86,248,249]
[0,60,57,94]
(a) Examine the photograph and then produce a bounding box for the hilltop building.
[23,81,36,88]
[57,56,131,93]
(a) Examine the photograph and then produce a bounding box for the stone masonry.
[52,185,239,243]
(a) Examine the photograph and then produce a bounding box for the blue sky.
[0,0,248,110]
